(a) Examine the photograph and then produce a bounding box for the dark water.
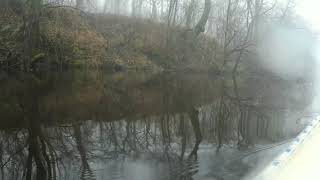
[0,70,313,180]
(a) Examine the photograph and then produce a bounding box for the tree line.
[0,0,300,72]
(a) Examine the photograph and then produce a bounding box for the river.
[0,70,313,180]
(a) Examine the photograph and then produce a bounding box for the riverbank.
[0,6,219,72]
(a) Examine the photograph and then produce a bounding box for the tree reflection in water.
[0,70,312,180]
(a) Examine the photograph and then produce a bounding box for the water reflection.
[0,70,312,180]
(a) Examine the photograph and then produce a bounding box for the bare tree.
[185,0,196,28]
[132,0,144,17]
[193,0,211,36]
[150,0,158,19]
[23,0,42,71]
[76,0,84,8]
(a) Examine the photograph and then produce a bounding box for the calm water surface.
[0,70,313,180]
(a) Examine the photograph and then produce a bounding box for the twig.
[0,144,27,169]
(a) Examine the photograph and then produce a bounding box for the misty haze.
[0,0,319,180]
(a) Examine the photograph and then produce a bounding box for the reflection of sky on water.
[67,143,291,180]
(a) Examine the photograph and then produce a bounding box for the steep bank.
[0,7,218,72]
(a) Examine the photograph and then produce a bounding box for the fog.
[258,24,315,79]
[0,0,320,179]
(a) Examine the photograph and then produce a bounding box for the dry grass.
[0,7,218,71]
[41,8,108,67]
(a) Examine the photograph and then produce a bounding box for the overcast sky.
[95,0,319,32]
[296,0,320,32]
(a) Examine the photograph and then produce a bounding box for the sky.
[296,0,320,32]
[296,0,320,111]
[95,0,320,32]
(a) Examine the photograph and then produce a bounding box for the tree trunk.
[253,0,262,41]
[193,0,211,36]
[185,0,196,28]
[131,0,136,16]
[188,107,202,159]
[167,0,178,27]
[151,0,157,20]
[114,0,121,14]
[23,0,42,71]
[103,0,108,13]
[132,0,143,17]
[76,0,84,9]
